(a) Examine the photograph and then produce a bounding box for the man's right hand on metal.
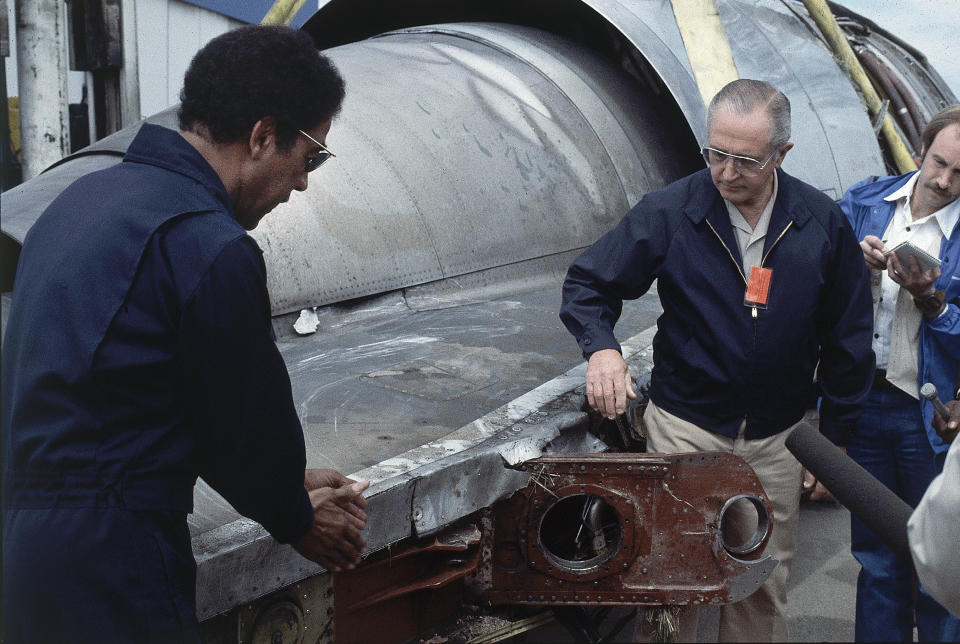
[585,349,637,420]
[294,480,370,572]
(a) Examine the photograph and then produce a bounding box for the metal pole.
[14,0,70,179]
[261,0,308,26]
[118,0,139,128]
[1,55,22,190]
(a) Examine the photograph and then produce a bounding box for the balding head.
[707,79,791,153]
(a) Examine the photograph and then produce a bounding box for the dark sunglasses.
[299,129,336,172]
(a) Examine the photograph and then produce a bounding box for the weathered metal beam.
[480,452,778,607]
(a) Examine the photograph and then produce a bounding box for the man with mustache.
[2,25,368,643]
[838,104,960,642]
[560,78,874,641]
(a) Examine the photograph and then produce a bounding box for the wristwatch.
[914,289,946,318]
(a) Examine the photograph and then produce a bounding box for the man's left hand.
[887,251,940,299]
[305,468,356,491]
[293,481,370,571]
[305,468,368,522]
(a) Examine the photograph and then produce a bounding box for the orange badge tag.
[744,266,772,308]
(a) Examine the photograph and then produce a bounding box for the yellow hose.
[800,0,916,173]
[261,0,308,26]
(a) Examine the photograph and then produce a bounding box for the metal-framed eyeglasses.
[701,146,777,177]
[299,129,336,172]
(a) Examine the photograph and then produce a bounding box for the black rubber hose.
[857,45,926,142]
[855,45,923,153]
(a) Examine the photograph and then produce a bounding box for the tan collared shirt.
[726,172,779,274]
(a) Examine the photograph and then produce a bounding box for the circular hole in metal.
[539,494,622,572]
[718,494,771,556]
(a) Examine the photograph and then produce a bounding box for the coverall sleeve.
[908,437,960,616]
[559,200,670,357]
[180,236,313,545]
[815,208,876,445]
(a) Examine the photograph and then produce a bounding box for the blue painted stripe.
[180,0,314,27]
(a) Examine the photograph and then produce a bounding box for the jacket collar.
[682,169,809,267]
[123,123,233,213]
[850,171,916,207]
[684,168,812,230]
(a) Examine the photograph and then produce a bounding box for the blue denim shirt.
[839,172,960,456]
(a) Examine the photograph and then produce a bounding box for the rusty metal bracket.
[477,451,778,608]
[332,523,482,643]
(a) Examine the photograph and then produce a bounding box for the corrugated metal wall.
[134,0,242,120]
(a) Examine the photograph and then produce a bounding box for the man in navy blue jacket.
[839,105,960,642]
[561,79,874,641]
[2,26,368,643]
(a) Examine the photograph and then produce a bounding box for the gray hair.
[707,79,791,152]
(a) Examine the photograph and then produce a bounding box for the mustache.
[716,179,743,188]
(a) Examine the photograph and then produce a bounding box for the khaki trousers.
[633,401,804,642]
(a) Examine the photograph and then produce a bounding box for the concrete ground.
[783,499,859,642]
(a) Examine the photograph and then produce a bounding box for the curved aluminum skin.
[308,0,709,146]
[306,0,888,199]
[312,0,705,136]
[1,23,688,316]
[5,1,954,301]
[306,0,958,199]
[255,22,686,315]
[557,0,708,140]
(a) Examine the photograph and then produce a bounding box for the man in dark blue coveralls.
[1,26,369,643]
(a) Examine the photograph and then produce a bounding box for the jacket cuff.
[579,328,621,358]
[927,301,959,331]
[271,487,315,545]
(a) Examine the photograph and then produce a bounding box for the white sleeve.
[908,439,960,615]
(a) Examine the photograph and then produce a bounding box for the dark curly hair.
[178,25,345,152]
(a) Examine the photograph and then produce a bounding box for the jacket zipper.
[705,219,794,345]
[705,217,794,434]
[706,219,748,284]
[757,221,793,343]
[761,221,793,266]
